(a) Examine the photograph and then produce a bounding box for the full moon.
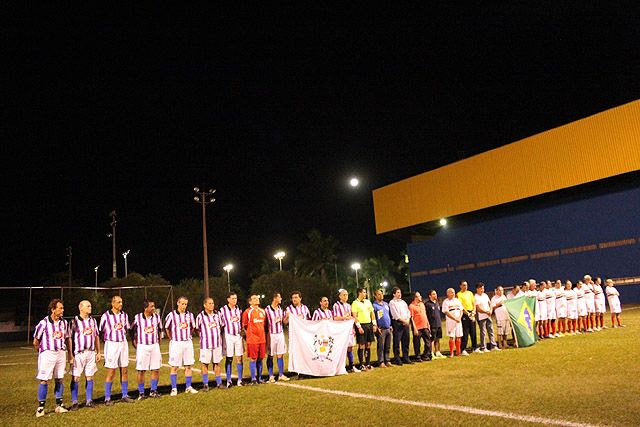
[349,177,359,187]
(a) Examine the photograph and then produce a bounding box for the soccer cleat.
[55,405,68,413]
[269,376,276,383]
[170,388,178,396]
[351,366,361,373]
[137,394,146,401]
[185,387,198,394]
[435,351,444,358]
[216,384,225,389]
[473,348,482,354]
[414,357,423,363]
[121,396,135,403]
[86,400,97,408]
[201,384,210,392]
[586,328,593,332]
[366,365,373,370]
[236,380,243,387]
[104,399,114,406]
[251,380,258,386]
[149,390,161,398]
[379,362,386,368]
[258,378,267,384]
[461,350,469,356]
[35,407,45,418]
[483,348,490,353]
[69,402,79,411]
[278,374,290,381]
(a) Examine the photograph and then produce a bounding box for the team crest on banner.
[312,334,334,361]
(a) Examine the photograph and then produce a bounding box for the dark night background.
[2,4,639,287]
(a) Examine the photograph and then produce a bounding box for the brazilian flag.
[504,296,537,347]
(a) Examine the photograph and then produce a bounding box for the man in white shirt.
[389,287,412,365]
[474,283,498,352]
[605,279,624,328]
[441,288,464,357]
[490,286,510,349]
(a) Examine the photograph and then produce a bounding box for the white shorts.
[594,298,606,313]
[609,301,621,314]
[72,350,97,377]
[496,319,511,336]
[104,341,129,369]
[445,320,463,338]
[556,302,567,318]
[546,303,556,320]
[535,302,547,321]
[36,350,66,381]
[224,334,244,357]
[168,340,195,367]
[267,333,286,356]
[586,298,595,314]
[200,347,223,364]
[577,301,587,317]
[567,305,578,320]
[136,343,162,371]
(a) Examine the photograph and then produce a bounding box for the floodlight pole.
[194,187,216,299]
[110,210,117,278]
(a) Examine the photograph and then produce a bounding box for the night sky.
[2,4,639,286]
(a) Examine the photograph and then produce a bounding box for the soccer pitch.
[2,308,639,426]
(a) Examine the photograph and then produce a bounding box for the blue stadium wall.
[407,185,640,303]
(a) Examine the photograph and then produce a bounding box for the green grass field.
[2,308,639,426]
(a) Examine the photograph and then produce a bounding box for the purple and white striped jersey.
[312,308,333,321]
[332,301,352,318]
[164,310,195,341]
[99,310,130,342]
[71,316,98,354]
[286,304,311,320]
[219,305,242,336]
[133,312,162,345]
[34,316,69,352]
[196,310,222,349]
[265,305,284,334]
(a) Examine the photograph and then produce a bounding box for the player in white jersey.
[100,295,134,405]
[132,298,162,399]
[33,299,72,417]
[564,281,577,335]
[583,275,596,332]
[574,281,587,333]
[333,289,358,372]
[284,290,311,376]
[165,296,198,396]
[441,288,464,357]
[490,286,510,349]
[196,297,224,390]
[312,296,333,321]
[545,281,557,338]
[69,300,101,410]
[220,292,244,387]
[265,292,289,383]
[605,279,624,327]
[533,282,547,338]
[593,277,606,330]
[553,280,567,336]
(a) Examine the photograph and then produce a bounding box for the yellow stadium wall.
[373,100,640,234]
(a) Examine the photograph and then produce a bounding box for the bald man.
[69,300,101,410]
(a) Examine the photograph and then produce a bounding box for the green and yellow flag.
[504,296,537,347]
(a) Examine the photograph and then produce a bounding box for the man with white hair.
[70,300,101,410]
[605,279,624,328]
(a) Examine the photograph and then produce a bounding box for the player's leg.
[184,343,196,393]
[234,354,244,386]
[137,371,146,399]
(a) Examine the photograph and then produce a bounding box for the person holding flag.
[333,289,359,372]
[312,297,333,321]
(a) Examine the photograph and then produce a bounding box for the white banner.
[288,315,354,377]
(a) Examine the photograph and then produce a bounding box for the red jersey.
[242,306,266,344]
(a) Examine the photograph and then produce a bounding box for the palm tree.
[294,229,340,286]
[362,255,397,295]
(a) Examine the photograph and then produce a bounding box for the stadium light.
[274,251,286,271]
[349,177,360,187]
[351,262,361,287]
[223,264,233,292]
[122,250,130,277]
[439,218,447,226]
[194,186,216,299]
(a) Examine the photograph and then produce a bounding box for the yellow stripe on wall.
[373,100,640,234]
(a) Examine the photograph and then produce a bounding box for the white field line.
[0,353,37,358]
[0,362,33,366]
[277,383,600,427]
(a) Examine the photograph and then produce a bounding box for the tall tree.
[362,255,397,294]
[294,229,340,286]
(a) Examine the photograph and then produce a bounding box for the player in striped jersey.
[333,289,358,372]
[165,296,198,396]
[242,294,267,385]
[284,291,311,377]
[100,296,134,405]
[132,298,162,400]
[312,296,333,321]
[220,292,244,387]
[196,297,224,390]
[69,300,100,410]
[265,292,289,383]
[33,299,72,417]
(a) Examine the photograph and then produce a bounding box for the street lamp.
[93,265,100,297]
[122,250,130,277]
[274,251,285,271]
[194,186,216,299]
[351,262,361,287]
[223,264,233,292]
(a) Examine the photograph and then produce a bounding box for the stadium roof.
[373,100,640,235]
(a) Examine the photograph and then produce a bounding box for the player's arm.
[95,333,102,362]
[164,317,173,341]
[369,305,377,333]
[283,309,290,325]
[130,322,138,347]
[67,336,74,364]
